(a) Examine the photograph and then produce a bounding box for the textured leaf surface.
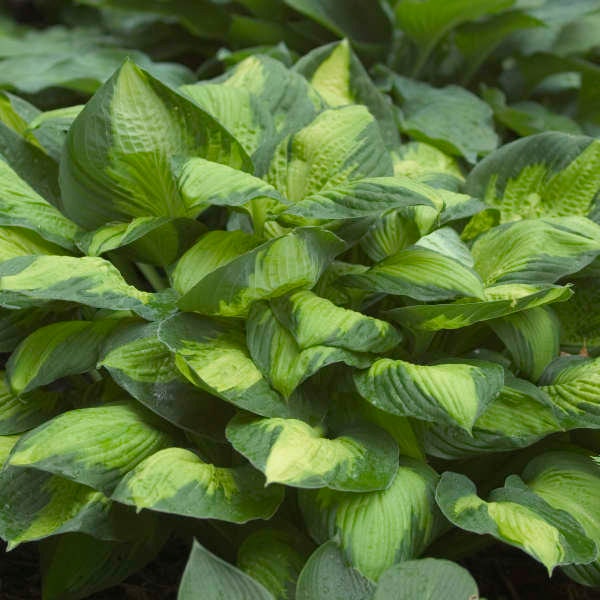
[387,283,572,331]
[295,40,399,147]
[490,306,559,381]
[282,176,439,220]
[158,313,290,418]
[0,159,79,250]
[238,529,308,599]
[100,321,231,438]
[60,60,250,229]
[355,359,504,431]
[0,373,61,435]
[7,319,118,394]
[0,466,114,548]
[270,290,400,353]
[112,447,283,523]
[467,133,600,222]
[342,234,484,302]
[0,255,174,320]
[540,356,600,428]
[523,451,600,587]
[471,217,600,285]
[419,376,562,459]
[300,458,443,580]
[177,228,344,317]
[247,301,370,398]
[76,216,204,266]
[267,106,392,203]
[8,402,173,493]
[436,472,596,573]
[227,414,398,491]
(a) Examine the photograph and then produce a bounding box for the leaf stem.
[136,263,167,291]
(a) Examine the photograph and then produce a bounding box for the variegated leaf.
[354,358,504,432]
[299,458,444,580]
[112,447,283,523]
[226,413,398,491]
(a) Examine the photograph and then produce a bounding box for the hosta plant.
[0,25,599,600]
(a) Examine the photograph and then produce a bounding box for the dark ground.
[1,540,600,599]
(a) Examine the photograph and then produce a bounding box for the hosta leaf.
[226,414,398,491]
[419,376,563,459]
[59,60,251,230]
[342,230,484,302]
[299,458,444,580]
[267,106,392,203]
[554,278,600,355]
[0,307,59,354]
[100,321,231,438]
[172,230,260,296]
[180,83,276,173]
[176,157,283,215]
[436,472,596,573]
[392,142,464,185]
[490,307,559,381]
[387,283,572,331]
[76,216,204,266]
[359,209,421,263]
[466,133,600,222]
[294,40,399,148]
[455,12,543,84]
[220,54,321,141]
[0,159,79,250]
[40,527,167,600]
[523,452,600,587]
[112,447,283,523]
[483,87,582,137]
[7,319,119,395]
[7,402,173,493]
[284,0,392,47]
[179,540,274,600]
[270,290,401,353]
[0,373,61,435]
[0,255,175,320]
[471,217,600,285]
[373,559,479,600]
[540,356,600,429]
[0,226,65,262]
[282,176,439,221]
[381,70,498,163]
[0,118,60,206]
[295,541,374,600]
[329,389,424,461]
[177,228,345,317]
[0,91,39,139]
[393,0,512,58]
[0,26,193,94]
[158,313,290,418]
[0,466,115,548]
[354,358,504,431]
[27,105,83,162]
[238,529,308,599]
[247,301,371,398]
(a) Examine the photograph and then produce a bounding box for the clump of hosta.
[0,36,599,600]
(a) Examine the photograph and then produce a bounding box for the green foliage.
[0,1,600,598]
